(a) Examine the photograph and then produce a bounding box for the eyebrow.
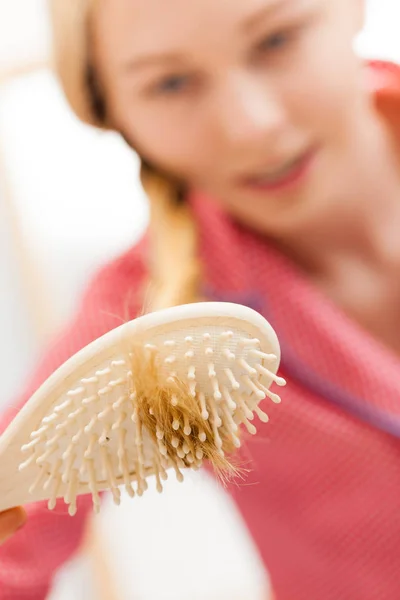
[123,52,186,73]
[123,0,295,74]
[242,0,295,31]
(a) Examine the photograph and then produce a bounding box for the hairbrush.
[0,302,285,516]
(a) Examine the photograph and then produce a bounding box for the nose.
[213,72,287,146]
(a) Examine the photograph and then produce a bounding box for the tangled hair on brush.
[48,0,240,477]
[129,344,241,482]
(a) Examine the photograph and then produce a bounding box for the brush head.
[0,302,285,516]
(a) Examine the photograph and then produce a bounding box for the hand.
[0,507,26,545]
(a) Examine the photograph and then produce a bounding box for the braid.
[140,164,202,312]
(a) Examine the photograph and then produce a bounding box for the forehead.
[93,0,300,57]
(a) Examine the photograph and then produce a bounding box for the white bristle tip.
[251,350,277,361]
[55,400,71,412]
[239,337,260,347]
[81,376,99,384]
[21,440,39,453]
[247,423,257,435]
[30,427,46,439]
[42,414,57,424]
[126,485,135,498]
[144,344,157,351]
[67,387,84,398]
[96,367,111,377]
[61,474,69,485]
[111,360,125,368]
[82,396,97,407]
[221,331,234,339]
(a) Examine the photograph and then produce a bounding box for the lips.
[237,146,317,193]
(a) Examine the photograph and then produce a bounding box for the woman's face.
[92,0,365,234]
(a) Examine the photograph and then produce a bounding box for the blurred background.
[0,1,399,598]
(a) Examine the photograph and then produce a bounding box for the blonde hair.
[48,0,201,312]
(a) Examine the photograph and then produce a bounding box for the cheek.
[279,15,362,136]
[284,53,361,144]
[121,108,216,179]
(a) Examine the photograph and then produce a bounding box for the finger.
[0,507,27,544]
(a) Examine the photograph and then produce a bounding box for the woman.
[2,0,400,598]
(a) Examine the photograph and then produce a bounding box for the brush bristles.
[130,345,240,480]
[19,327,286,516]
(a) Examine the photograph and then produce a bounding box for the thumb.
[0,507,27,544]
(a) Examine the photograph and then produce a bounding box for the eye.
[153,74,192,95]
[257,30,292,53]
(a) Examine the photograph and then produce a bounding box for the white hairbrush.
[0,302,285,516]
